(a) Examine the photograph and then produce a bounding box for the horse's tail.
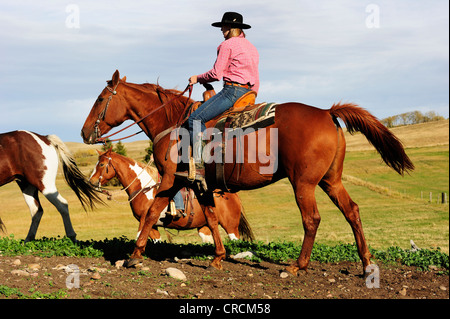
[237,201,255,241]
[46,135,104,211]
[329,103,414,175]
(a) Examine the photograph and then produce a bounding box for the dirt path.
[1,255,448,301]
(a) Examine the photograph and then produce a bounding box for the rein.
[95,83,193,144]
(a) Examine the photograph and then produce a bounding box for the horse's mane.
[124,82,191,104]
[123,81,192,123]
[154,84,192,112]
[108,151,159,182]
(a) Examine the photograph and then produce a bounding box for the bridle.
[92,82,193,144]
[93,81,120,143]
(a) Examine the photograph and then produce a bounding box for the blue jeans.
[188,84,250,146]
[173,190,184,210]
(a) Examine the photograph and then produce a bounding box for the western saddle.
[193,84,257,114]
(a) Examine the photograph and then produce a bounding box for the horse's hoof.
[125,258,143,268]
[208,261,223,271]
[285,265,300,276]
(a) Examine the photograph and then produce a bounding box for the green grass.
[0,284,69,299]
[0,235,448,273]
[343,145,449,201]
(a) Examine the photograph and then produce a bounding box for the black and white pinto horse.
[0,130,103,242]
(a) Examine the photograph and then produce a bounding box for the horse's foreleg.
[128,197,169,267]
[286,184,321,275]
[17,182,43,242]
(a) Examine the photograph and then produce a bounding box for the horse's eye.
[98,97,104,103]
[100,163,105,167]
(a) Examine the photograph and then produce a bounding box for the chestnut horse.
[81,70,414,275]
[0,130,103,242]
[89,149,253,242]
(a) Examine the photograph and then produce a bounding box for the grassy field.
[0,120,448,253]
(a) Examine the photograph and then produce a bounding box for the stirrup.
[173,172,209,193]
[169,201,177,216]
[188,156,196,181]
[197,179,208,194]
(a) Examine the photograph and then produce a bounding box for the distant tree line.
[100,139,154,163]
[381,110,446,128]
[101,139,127,156]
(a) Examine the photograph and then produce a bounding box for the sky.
[0,0,448,142]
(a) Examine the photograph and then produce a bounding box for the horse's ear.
[96,149,102,155]
[111,70,120,87]
[121,76,127,82]
[106,146,113,154]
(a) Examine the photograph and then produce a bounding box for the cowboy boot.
[188,135,206,182]
[174,136,206,182]
[174,159,208,193]
[174,133,208,192]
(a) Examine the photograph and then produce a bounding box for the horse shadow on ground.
[77,237,271,270]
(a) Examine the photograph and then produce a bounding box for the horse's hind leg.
[17,181,43,242]
[202,194,226,270]
[149,226,161,243]
[204,205,226,270]
[43,190,77,242]
[320,179,372,272]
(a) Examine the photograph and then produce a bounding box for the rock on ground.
[165,267,187,281]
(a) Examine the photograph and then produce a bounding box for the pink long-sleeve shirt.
[197,33,260,93]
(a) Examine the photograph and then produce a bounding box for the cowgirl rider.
[175,12,260,185]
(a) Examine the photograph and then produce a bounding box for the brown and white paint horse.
[0,130,103,242]
[89,149,253,243]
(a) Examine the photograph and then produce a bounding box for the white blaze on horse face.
[129,163,157,200]
[20,131,59,195]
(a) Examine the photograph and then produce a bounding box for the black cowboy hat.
[212,12,251,29]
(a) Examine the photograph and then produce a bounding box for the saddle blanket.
[215,102,277,133]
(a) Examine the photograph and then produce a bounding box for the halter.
[96,156,115,188]
[95,155,158,203]
[93,83,193,144]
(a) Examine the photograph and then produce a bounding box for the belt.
[224,81,252,90]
